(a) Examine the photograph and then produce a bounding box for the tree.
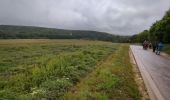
[132,9,170,43]
[137,30,149,42]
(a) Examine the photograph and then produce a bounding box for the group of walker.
[142,40,164,55]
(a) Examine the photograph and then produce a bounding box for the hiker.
[149,42,152,49]
[143,40,148,50]
[156,41,163,55]
[152,41,157,52]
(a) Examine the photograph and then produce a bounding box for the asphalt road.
[130,45,170,100]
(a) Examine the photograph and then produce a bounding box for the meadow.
[64,44,140,100]
[0,39,140,100]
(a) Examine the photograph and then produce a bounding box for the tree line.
[131,9,170,43]
[0,25,130,43]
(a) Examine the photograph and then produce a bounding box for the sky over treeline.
[0,0,170,35]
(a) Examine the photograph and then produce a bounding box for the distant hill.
[0,25,129,42]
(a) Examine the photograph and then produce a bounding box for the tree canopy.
[131,9,170,43]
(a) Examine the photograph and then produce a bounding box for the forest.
[0,25,129,43]
[131,9,170,43]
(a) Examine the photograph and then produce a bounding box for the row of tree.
[0,25,130,43]
[131,9,170,43]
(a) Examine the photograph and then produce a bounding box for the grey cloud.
[0,0,170,35]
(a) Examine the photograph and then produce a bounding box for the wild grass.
[63,44,141,100]
[0,39,116,99]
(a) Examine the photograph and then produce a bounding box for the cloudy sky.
[0,0,170,35]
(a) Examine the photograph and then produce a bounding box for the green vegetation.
[0,39,117,99]
[0,25,129,42]
[131,9,170,43]
[63,44,141,100]
[0,40,141,100]
[164,44,170,55]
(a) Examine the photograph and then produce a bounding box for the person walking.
[143,40,148,50]
[149,42,152,49]
[152,41,157,52]
[156,41,163,55]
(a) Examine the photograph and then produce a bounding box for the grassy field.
[63,44,140,100]
[0,39,141,100]
[164,44,170,55]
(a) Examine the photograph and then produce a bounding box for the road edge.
[130,45,164,100]
[129,49,149,100]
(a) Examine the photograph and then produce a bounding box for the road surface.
[130,45,170,100]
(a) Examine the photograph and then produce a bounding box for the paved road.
[130,45,170,100]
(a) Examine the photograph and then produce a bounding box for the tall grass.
[64,44,141,100]
[0,39,115,99]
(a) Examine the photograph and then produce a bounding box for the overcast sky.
[0,0,170,35]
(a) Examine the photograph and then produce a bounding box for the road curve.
[130,45,170,100]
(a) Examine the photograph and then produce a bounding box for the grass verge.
[63,44,141,100]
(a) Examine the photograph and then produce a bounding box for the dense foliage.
[0,25,129,43]
[164,44,170,55]
[131,9,170,43]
